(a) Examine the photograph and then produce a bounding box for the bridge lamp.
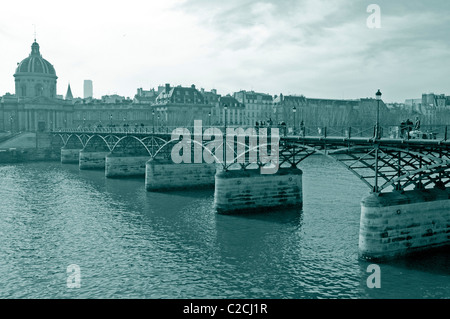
[152,110,155,132]
[208,111,211,126]
[293,106,297,135]
[224,104,228,128]
[223,104,228,165]
[376,89,382,139]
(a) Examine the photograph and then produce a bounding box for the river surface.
[0,156,449,299]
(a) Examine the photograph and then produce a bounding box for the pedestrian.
[414,116,421,130]
[406,119,413,132]
[400,120,406,138]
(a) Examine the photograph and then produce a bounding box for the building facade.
[153,83,214,127]
[233,90,274,126]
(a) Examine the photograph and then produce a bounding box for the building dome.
[14,41,58,98]
[15,41,56,76]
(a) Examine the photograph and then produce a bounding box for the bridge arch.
[226,142,450,193]
[111,135,153,156]
[63,134,87,149]
[151,137,223,163]
[83,134,121,152]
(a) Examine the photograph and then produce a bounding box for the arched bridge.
[50,125,450,194]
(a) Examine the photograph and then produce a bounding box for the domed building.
[14,41,58,98]
[0,40,75,132]
[1,40,217,134]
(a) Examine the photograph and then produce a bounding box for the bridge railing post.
[445,126,448,141]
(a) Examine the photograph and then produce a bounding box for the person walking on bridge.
[414,116,421,130]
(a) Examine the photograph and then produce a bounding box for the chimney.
[191,84,196,89]
[165,83,170,92]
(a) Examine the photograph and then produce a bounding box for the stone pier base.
[214,167,302,214]
[145,159,216,191]
[61,148,81,164]
[79,151,109,170]
[105,154,149,178]
[359,188,450,261]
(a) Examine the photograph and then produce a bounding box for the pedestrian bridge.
[50,124,450,193]
[47,124,450,261]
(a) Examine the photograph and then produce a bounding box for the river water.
[0,156,449,299]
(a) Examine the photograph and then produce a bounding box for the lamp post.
[223,104,228,165]
[83,117,86,129]
[208,111,211,127]
[10,116,13,133]
[109,114,112,132]
[293,106,297,135]
[152,110,155,133]
[374,89,382,193]
[375,89,382,139]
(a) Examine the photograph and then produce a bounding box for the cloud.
[0,0,449,101]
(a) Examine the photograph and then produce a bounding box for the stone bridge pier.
[213,166,303,214]
[145,159,217,191]
[79,136,112,170]
[105,136,151,178]
[359,188,450,261]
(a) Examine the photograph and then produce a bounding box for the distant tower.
[65,83,73,100]
[84,79,93,99]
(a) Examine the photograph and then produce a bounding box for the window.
[35,84,43,96]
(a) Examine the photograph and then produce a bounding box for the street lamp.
[224,104,228,127]
[208,111,211,127]
[375,89,382,139]
[223,104,228,165]
[293,106,297,135]
[152,110,155,132]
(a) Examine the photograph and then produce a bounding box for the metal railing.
[51,124,449,141]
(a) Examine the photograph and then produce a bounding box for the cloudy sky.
[0,0,449,102]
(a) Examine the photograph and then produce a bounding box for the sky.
[0,0,449,102]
